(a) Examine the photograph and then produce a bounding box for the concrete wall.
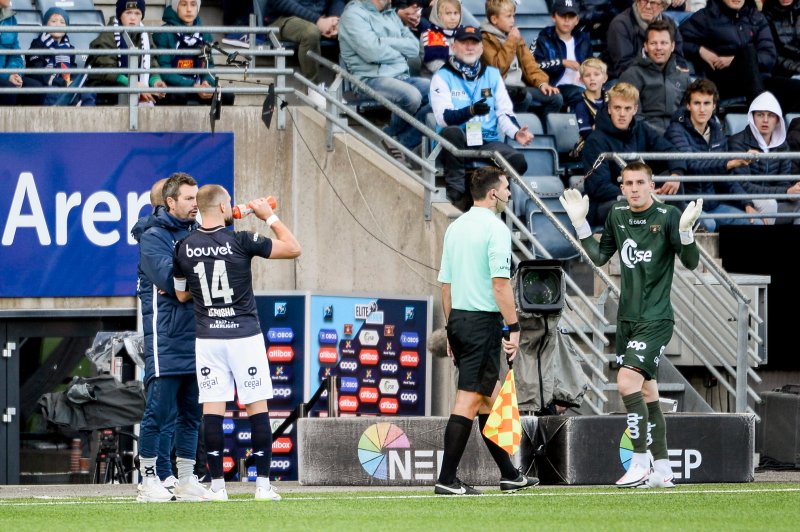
[0,105,457,412]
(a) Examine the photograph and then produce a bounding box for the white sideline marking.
[1,487,799,507]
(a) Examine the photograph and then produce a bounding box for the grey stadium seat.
[723,113,749,136]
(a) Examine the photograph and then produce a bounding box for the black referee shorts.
[446,309,503,397]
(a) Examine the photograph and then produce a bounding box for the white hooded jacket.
[746,91,787,152]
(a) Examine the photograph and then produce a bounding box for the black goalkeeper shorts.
[446,309,503,397]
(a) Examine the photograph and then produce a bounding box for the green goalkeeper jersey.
[580,200,699,322]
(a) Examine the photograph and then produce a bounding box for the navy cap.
[454,26,482,42]
[553,0,580,16]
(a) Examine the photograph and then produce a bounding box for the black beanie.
[117,0,146,19]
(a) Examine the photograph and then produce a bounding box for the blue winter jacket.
[131,206,197,384]
[0,9,23,82]
[265,0,346,24]
[665,109,754,211]
[338,0,420,81]
[532,26,592,85]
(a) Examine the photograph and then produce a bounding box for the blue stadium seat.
[546,113,580,154]
[461,0,486,18]
[786,113,800,126]
[37,0,97,14]
[13,10,42,51]
[506,114,559,176]
[12,0,35,10]
[521,176,579,260]
[723,113,748,136]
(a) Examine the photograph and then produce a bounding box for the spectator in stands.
[420,0,462,76]
[26,7,95,106]
[430,26,533,210]
[0,0,45,106]
[663,0,694,25]
[606,0,687,80]
[481,0,563,116]
[572,58,608,158]
[728,91,800,224]
[680,0,800,109]
[580,0,629,50]
[581,82,685,226]
[394,0,430,37]
[221,0,262,48]
[88,1,166,106]
[762,0,800,79]
[154,0,234,106]
[619,20,690,135]
[265,0,345,84]
[665,79,760,231]
[339,0,430,162]
[533,0,591,110]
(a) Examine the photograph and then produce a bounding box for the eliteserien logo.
[621,238,653,269]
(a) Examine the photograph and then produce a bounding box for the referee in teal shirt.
[434,167,539,495]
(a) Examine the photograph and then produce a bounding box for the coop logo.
[358,329,380,347]
[222,419,235,434]
[339,360,359,373]
[359,349,379,365]
[400,332,419,348]
[355,301,378,320]
[359,387,379,403]
[271,365,293,383]
[621,238,653,269]
[272,386,293,401]
[626,340,647,351]
[268,346,294,363]
[318,329,338,345]
[271,459,292,472]
[237,431,252,443]
[341,377,359,393]
[399,392,418,405]
[380,361,399,375]
[339,395,359,412]
[274,302,287,317]
[619,429,702,479]
[357,423,443,481]
[400,351,420,368]
[273,437,293,454]
[379,397,399,414]
[340,339,357,357]
[318,347,338,364]
[267,327,294,343]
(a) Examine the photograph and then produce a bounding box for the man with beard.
[430,25,533,211]
[173,187,301,501]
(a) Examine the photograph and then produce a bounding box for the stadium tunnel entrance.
[0,310,136,485]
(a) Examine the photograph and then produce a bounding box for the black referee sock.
[437,414,473,485]
[478,413,520,480]
[249,412,272,478]
[203,414,225,479]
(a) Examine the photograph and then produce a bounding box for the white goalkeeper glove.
[559,188,592,239]
[679,198,703,245]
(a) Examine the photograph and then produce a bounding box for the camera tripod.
[92,428,128,484]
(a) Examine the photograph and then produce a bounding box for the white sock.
[632,452,649,469]
[256,476,271,490]
[653,459,673,477]
[176,457,195,482]
[140,457,158,478]
[211,478,226,492]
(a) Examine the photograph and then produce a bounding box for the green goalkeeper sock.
[622,391,649,453]
[646,400,668,461]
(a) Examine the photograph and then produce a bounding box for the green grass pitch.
[2,484,799,531]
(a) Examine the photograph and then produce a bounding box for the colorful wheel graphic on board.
[357,422,410,479]
[619,428,634,471]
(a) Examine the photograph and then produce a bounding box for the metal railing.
[0,24,292,129]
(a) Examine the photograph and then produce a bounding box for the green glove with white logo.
[559,188,592,239]
[679,198,703,245]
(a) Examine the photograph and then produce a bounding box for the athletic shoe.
[162,475,178,495]
[434,478,482,495]
[615,462,650,488]
[500,473,540,492]
[206,487,229,501]
[637,471,676,489]
[137,476,175,502]
[222,33,249,48]
[174,475,212,501]
[254,485,282,501]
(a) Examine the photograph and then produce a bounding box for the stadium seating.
[786,113,800,126]
[514,0,552,44]
[520,175,579,260]
[37,0,97,13]
[507,113,559,177]
[723,113,748,136]
[546,112,580,154]
[13,9,42,51]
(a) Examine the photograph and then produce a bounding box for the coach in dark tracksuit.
[133,173,204,502]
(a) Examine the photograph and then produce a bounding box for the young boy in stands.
[571,57,607,158]
[89,0,167,106]
[27,7,95,106]
[481,0,563,116]
[533,0,591,110]
[421,0,462,75]
[154,0,234,105]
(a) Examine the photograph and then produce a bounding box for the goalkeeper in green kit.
[560,161,702,488]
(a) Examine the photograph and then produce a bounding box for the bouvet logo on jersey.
[621,238,653,269]
[400,351,420,368]
[359,349,379,365]
[358,329,380,346]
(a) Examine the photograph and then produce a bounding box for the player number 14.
[193,260,234,305]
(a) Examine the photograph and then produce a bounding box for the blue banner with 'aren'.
[0,132,234,297]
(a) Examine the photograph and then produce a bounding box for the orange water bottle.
[232,195,277,219]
